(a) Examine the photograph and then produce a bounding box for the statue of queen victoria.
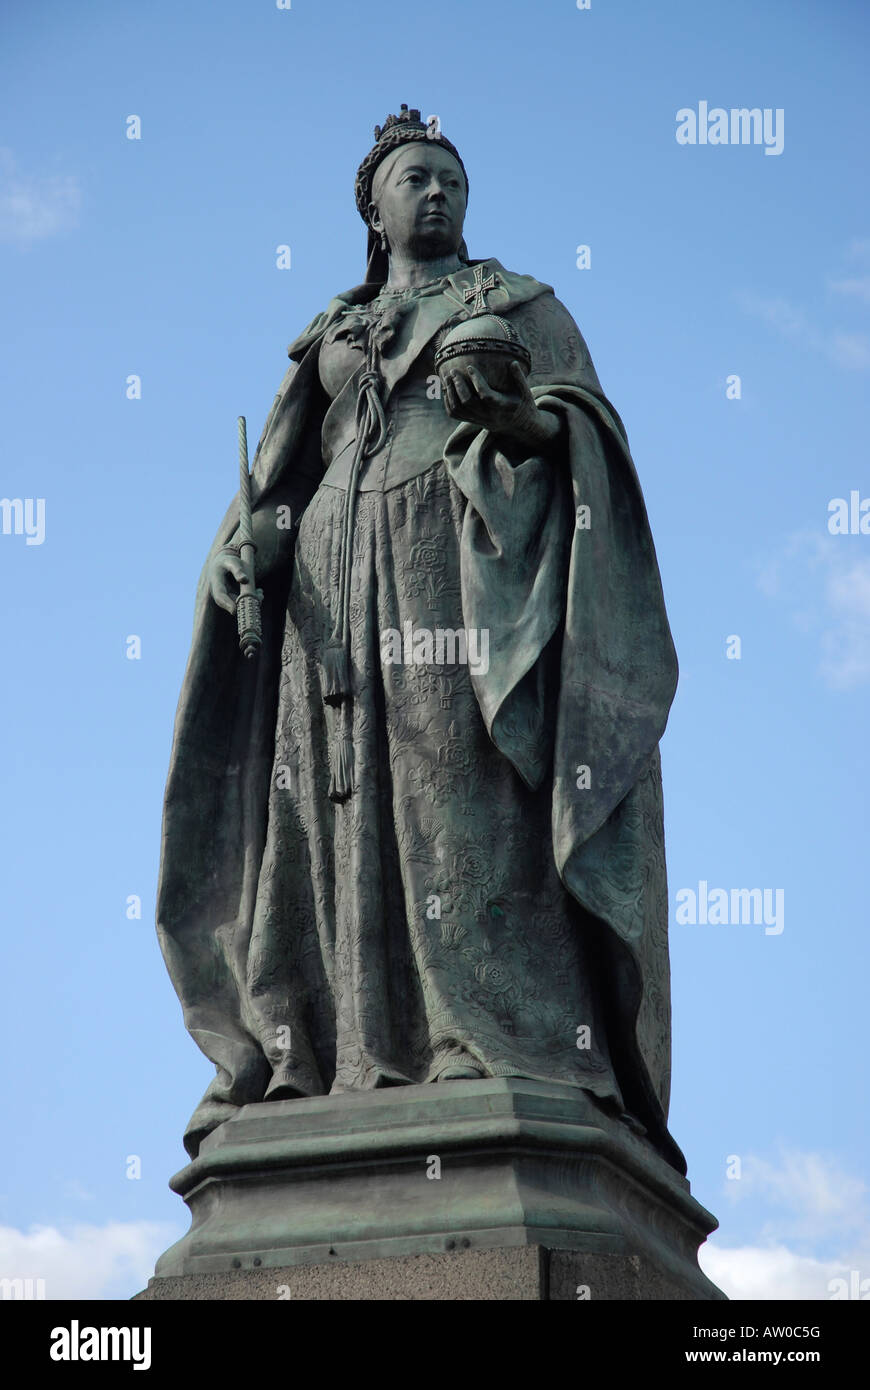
[156,105,685,1178]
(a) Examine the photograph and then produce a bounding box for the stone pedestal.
[136,1079,725,1301]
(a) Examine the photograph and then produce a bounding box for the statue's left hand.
[442,360,561,454]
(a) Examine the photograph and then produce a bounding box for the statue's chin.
[405,229,462,262]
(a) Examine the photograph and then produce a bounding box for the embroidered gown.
[244,275,625,1107]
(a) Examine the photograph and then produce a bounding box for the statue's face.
[368,144,466,260]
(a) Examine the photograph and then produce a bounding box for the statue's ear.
[367,200,382,233]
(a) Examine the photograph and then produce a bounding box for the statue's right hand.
[209,549,248,615]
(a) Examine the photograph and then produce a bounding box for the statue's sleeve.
[219,348,328,581]
[442,291,676,812]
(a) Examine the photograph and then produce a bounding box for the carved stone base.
[135,1246,715,1301]
[137,1079,725,1301]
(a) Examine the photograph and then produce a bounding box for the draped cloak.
[156,257,685,1173]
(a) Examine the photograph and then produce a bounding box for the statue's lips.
[421,211,448,221]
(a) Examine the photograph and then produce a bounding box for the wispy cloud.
[758,530,870,690]
[736,292,811,344]
[819,557,870,689]
[700,1242,864,1301]
[701,1149,870,1300]
[720,1149,867,1244]
[0,148,81,246]
[738,239,870,372]
[0,1220,182,1299]
[737,290,870,372]
[828,276,870,307]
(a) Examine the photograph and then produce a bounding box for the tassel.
[322,638,351,705]
[328,729,354,803]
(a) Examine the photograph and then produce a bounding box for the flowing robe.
[156,258,685,1173]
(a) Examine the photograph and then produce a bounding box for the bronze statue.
[157,105,684,1176]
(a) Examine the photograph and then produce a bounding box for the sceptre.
[236,415,262,659]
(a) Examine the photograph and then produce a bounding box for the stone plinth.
[136,1079,725,1301]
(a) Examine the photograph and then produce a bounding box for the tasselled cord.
[322,328,387,800]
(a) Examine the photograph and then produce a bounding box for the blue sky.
[1,0,867,1300]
